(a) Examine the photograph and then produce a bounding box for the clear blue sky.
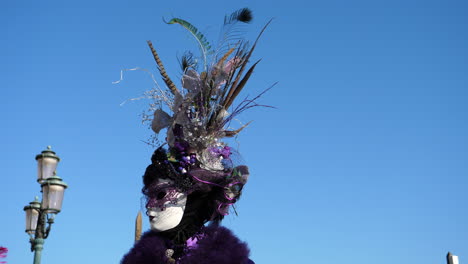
[2,0,467,263]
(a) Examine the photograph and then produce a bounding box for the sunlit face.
[146,178,187,232]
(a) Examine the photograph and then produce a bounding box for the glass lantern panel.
[25,208,39,234]
[25,209,31,231]
[36,161,43,181]
[40,157,58,181]
[42,184,65,213]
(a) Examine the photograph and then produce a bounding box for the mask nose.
[146,208,158,217]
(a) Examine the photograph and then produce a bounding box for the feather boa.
[121,225,254,264]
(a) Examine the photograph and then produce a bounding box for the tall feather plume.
[219,42,250,95]
[206,44,248,130]
[224,59,261,109]
[222,19,272,109]
[216,8,253,62]
[167,18,211,70]
[147,40,180,96]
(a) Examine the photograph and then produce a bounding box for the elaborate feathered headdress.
[125,8,272,220]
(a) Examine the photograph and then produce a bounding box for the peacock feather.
[167,18,212,70]
[179,51,197,73]
[224,7,253,25]
[214,9,252,62]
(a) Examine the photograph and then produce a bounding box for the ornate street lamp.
[23,146,68,264]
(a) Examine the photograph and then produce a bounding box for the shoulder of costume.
[179,224,252,264]
[121,231,168,264]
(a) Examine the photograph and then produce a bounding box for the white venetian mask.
[145,178,187,232]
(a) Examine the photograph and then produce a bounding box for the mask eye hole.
[156,191,167,200]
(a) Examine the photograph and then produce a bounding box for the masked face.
[145,178,187,232]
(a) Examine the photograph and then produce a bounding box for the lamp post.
[23,146,68,264]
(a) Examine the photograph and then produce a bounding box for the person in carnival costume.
[121,8,272,264]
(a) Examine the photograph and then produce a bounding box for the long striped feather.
[147,40,180,96]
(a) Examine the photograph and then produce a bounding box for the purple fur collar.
[121,225,253,264]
